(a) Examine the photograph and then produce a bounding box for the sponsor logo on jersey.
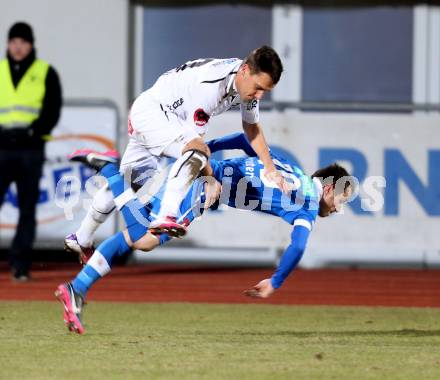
[167,97,184,111]
[194,108,210,126]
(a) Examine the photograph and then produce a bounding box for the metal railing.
[259,100,440,112]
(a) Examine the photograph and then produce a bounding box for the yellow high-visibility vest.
[0,58,49,128]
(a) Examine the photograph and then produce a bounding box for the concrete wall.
[0,0,129,118]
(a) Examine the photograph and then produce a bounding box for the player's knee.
[175,149,208,179]
[132,233,160,252]
[188,150,208,173]
[91,185,115,223]
[122,229,157,252]
[183,138,211,158]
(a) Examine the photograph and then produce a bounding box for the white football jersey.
[144,58,259,134]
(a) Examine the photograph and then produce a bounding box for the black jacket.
[0,49,62,150]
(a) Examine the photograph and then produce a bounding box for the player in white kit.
[65,46,287,257]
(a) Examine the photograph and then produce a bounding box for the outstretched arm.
[207,132,257,157]
[244,219,311,298]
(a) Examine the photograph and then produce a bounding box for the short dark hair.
[312,163,353,194]
[244,45,283,84]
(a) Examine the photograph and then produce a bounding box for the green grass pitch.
[1,301,440,380]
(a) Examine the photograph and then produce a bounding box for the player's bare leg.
[122,229,160,252]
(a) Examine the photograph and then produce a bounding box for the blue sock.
[101,163,149,242]
[72,231,131,297]
[71,265,100,298]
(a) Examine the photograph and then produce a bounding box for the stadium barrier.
[1,99,439,268]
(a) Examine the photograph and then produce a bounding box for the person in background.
[0,22,62,281]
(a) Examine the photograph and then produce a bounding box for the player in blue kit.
[55,133,354,334]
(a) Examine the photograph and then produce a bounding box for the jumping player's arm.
[242,121,274,168]
[245,219,312,298]
[242,121,292,194]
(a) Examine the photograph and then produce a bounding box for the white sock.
[76,186,115,247]
[158,150,207,218]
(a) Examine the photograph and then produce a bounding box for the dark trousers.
[0,150,44,275]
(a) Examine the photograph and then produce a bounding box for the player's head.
[312,163,354,217]
[236,46,283,101]
[7,22,34,62]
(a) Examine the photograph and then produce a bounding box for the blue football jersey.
[210,154,320,226]
[141,133,322,287]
